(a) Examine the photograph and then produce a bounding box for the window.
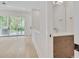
[0,16,25,36]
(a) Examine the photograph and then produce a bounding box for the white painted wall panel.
[65,2,74,33]
[73,2,79,45]
[53,3,66,33]
[73,1,79,58]
[32,2,52,57]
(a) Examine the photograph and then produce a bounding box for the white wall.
[63,3,78,58]
[32,2,48,57]
[73,3,79,58]
[52,2,74,33]
[65,2,74,33]
[32,9,41,57]
[32,1,53,58]
[53,2,66,33]
[73,1,79,45]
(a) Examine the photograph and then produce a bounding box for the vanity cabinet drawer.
[53,35,74,58]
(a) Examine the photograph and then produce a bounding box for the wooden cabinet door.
[53,35,74,58]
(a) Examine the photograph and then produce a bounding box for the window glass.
[0,16,25,36]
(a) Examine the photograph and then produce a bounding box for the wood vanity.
[53,33,74,58]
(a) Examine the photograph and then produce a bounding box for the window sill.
[0,35,25,37]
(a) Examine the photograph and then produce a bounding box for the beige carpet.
[25,38,38,58]
[0,37,38,58]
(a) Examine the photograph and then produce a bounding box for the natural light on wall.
[0,16,25,36]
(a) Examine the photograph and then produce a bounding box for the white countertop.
[53,33,74,37]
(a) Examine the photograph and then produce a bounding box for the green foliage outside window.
[0,16,24,35]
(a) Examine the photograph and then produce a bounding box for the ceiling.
[0,1,41,9]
